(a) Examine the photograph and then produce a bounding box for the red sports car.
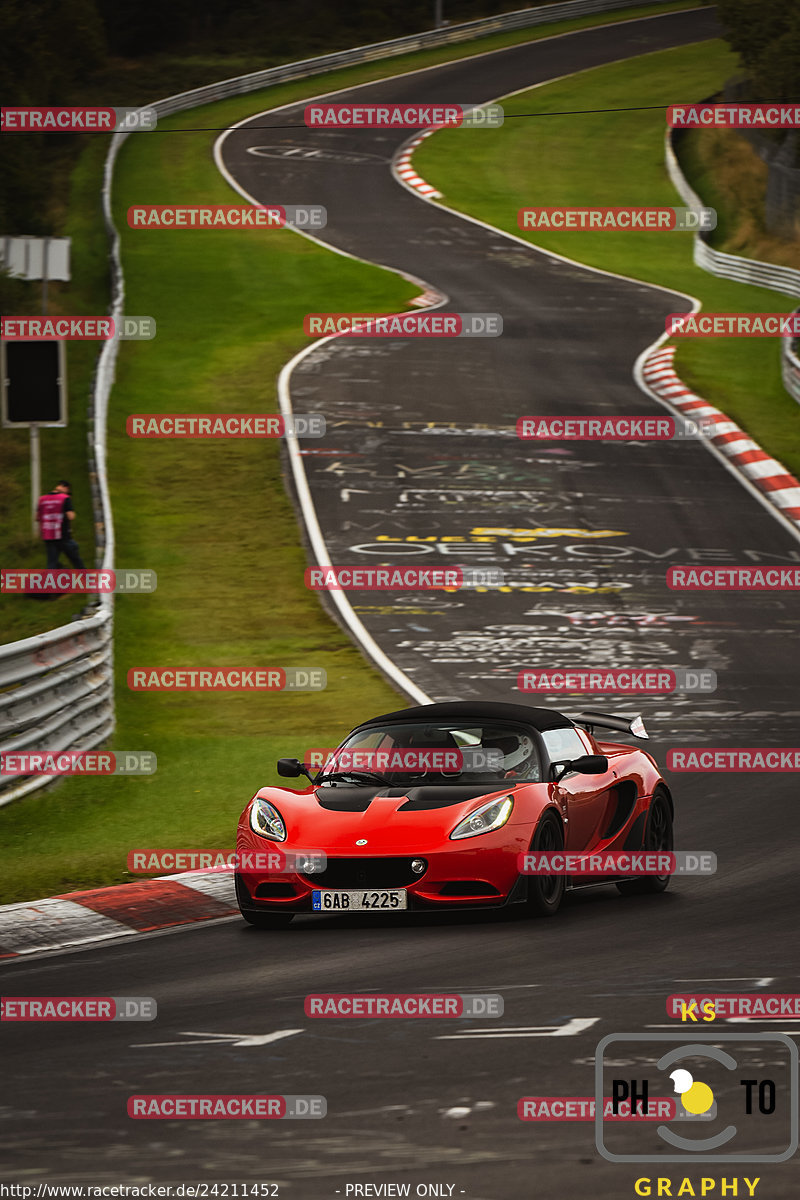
[234,701,673,928]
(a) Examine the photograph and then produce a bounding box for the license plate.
[312,889,407,912]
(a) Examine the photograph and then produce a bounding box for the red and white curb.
[0,870,237,959]
[642,345,800,528]
[410,287,447,308]
[393,129,442,199]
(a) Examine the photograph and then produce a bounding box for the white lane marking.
[348,984,541,993]
[474,984,541,990]
[440,1101,496,1119]
[674,977,776,987]
[132,1028,303,1048]
[333,1104,415,1118]
[648,1021,800,1029]
[436,1016,599,1039]
[725,1017,800,1023]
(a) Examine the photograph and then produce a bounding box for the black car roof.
[353,700,574,732]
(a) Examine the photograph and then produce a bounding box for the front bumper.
[234,838,528,914]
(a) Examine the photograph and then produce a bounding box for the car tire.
[239,909,294,929]
[616,788,673,896]
[525,811,565,917]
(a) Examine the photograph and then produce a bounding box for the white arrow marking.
[436,1017,599,1040]
[132,1029,303,1048]
[675,977,775,987]
[394,464,451,477]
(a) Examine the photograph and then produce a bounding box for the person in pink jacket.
[36,480,86,569]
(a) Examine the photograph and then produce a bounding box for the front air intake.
[437,881,501,897]
[301,857,425,888]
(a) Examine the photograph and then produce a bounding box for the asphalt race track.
[3,9,800,1199]
[219,5,800,734]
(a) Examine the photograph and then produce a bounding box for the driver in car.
[482,733,538,780]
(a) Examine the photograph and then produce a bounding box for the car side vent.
[602,782,638,839]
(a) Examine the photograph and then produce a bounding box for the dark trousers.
[44,538,86,569]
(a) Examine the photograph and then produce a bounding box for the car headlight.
[450,795,514,840]
[249,797,287,841]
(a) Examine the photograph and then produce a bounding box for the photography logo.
[595,1033,798,1162]
[670,1067,716,1118]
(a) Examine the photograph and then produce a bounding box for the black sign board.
[1,339,67,427]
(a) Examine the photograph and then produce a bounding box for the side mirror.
[571,754,609,774]
[551,754,609,782]
[277,757,312,780]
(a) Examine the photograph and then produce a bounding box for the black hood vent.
[314,786,384,812]
[398,783,515,811]
[314,783,515,813]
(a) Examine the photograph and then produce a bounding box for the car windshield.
[317,720,542,785]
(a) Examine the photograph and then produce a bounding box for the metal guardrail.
[0,0,683,807]
[0,614,114,805]
[665,128,800,404]
[783,323,800,404]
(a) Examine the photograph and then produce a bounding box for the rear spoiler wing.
[570,710,649,740]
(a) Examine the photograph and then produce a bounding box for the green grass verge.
[678,126,800,266]
[414,38,800,478]
[0,139,113,642]
[0,91,421,904]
